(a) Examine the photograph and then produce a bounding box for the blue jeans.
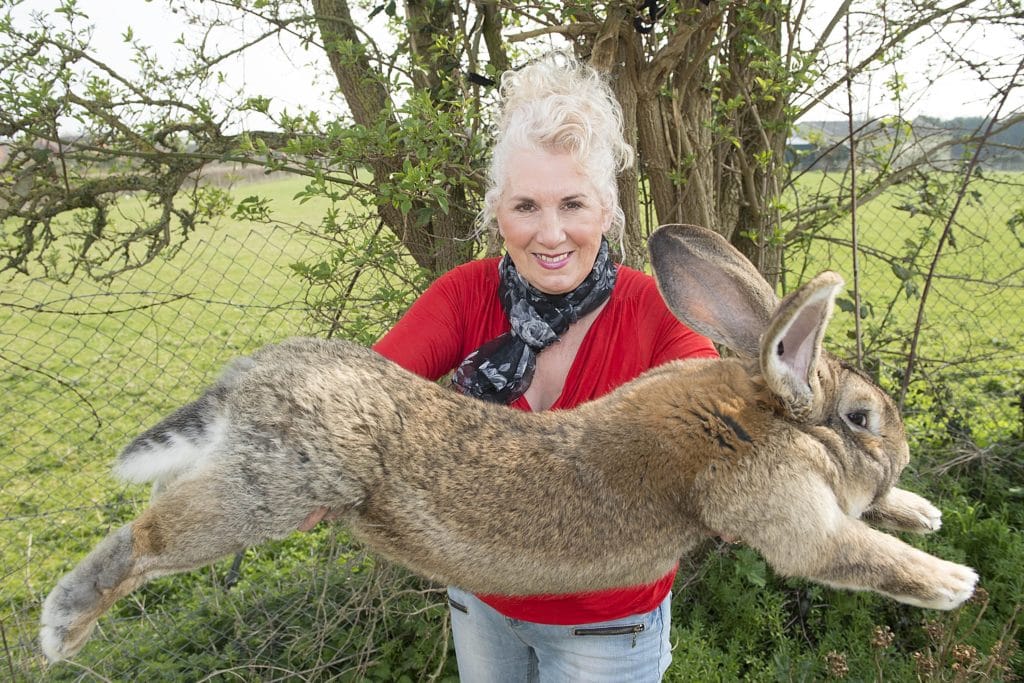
[446,586,672,682]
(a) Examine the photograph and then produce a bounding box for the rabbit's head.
[650,225,910,504]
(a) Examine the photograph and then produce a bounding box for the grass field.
[2,171,1021,680]
[2,176,337,670]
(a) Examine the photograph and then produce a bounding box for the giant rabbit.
[40,224,977,662]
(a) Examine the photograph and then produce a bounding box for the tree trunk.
[716,2,788,288]
[582,5,647,269]
[637,2,723,238]
[313,0,476,275]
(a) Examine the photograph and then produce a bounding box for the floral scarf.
[451,239,618,404]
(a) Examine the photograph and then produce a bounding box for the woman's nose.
[535,210,565,246]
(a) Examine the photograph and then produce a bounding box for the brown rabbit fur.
[40,225,977,662]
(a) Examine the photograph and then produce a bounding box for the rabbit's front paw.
[920,560,978,610]
[893,488,943,532]
[870,488,943,534]
[914,499,942,533]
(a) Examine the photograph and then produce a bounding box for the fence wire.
[2,168,1023,681]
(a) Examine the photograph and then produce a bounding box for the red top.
[373,257,718,624]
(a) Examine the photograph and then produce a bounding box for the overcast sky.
[10,0,1023,127]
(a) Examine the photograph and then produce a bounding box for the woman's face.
[496,148,611,295]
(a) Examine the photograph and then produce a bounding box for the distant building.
[785,135,818,169]
[788,126,852,171]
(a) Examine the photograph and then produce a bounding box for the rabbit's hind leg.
[40,471,281,662]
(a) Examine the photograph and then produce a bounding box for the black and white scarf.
[451,239,618,404]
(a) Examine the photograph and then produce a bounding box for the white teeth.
[536,253,569,263]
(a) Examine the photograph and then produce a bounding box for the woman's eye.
[562,200,583,210]
[514,202,535,213]
[846,411,868,428]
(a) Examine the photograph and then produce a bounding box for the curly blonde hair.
[480,52,634,243]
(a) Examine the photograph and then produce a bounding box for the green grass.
[2,171,1022,680]
[1,176,336,667]
[782,170,1024,445]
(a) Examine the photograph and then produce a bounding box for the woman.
[371,53,718,681]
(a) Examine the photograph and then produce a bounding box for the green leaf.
[836,297,856,314]
[891,263,913,281]
[734,548,767,587]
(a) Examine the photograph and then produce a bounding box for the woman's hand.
[298,506,337,531]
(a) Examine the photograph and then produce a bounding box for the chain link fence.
[782,164,1024,446]
[2,163,1023,679]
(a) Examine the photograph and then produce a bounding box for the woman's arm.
[373,261,501,380]
[373,270,469,380]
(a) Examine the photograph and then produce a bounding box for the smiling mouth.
[534,252,572,268]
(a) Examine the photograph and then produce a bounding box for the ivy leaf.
[891,263,913,281]
[836,296,856,314]
[734,547,768,587]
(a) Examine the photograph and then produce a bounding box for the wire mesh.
[2,167,1022,680]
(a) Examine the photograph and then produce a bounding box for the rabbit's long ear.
[759,271,844,417]
[649,224,779,356]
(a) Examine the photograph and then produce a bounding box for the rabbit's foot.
[40,525,137,661]
[899,558,978,611]
[865,488,943,534]
[905,497,942,533]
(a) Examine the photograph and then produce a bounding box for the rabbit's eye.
[846,411,869,428]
